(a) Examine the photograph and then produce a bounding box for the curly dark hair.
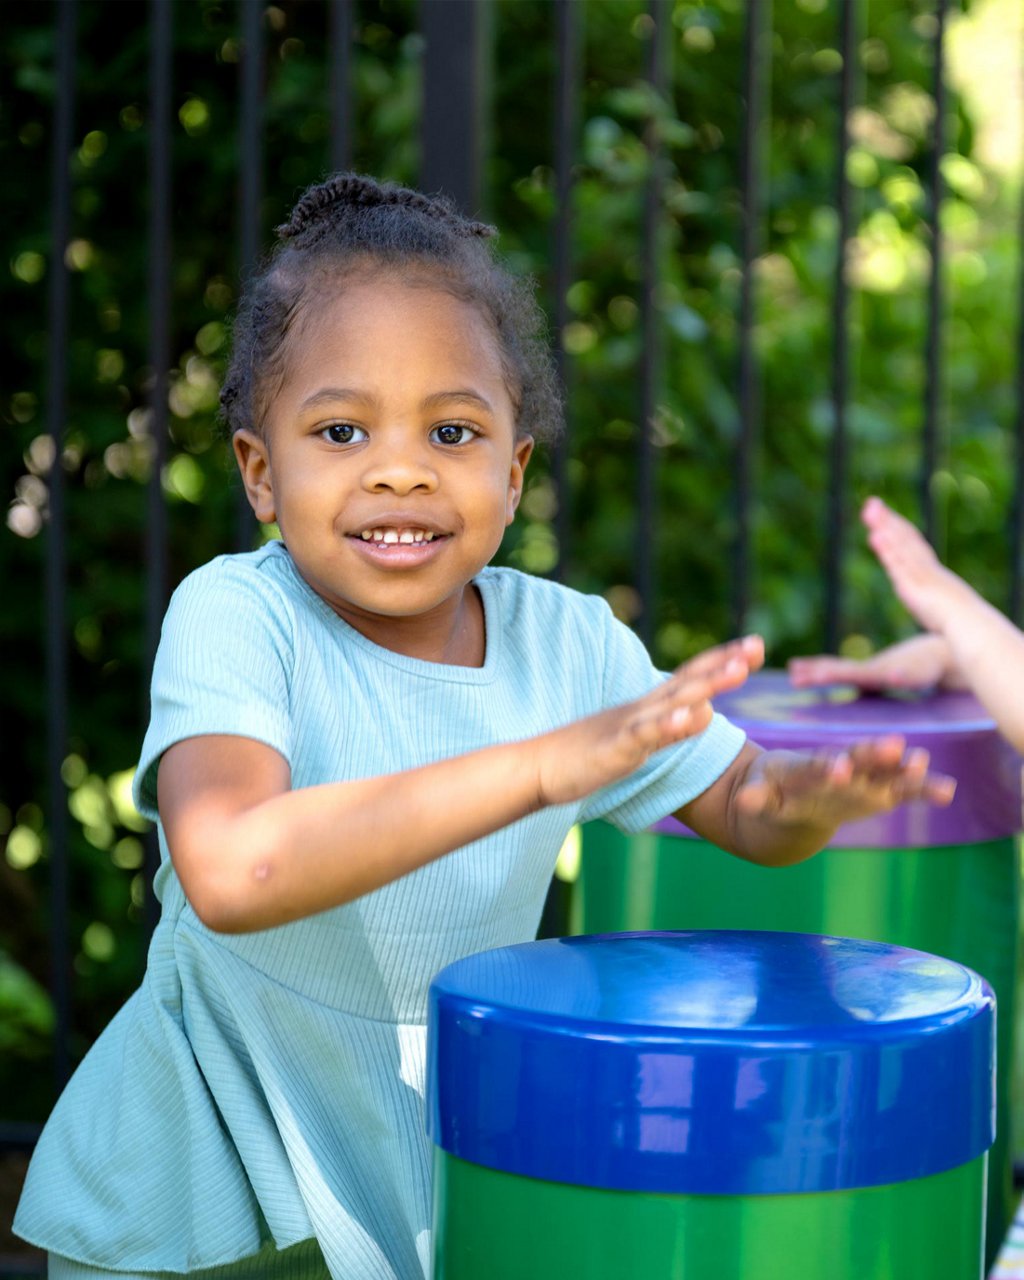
[220,173,563,443]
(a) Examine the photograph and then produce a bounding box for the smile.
[357,527,439,544]
[347,525,451,565]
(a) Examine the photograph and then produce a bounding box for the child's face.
[233,275,533,649]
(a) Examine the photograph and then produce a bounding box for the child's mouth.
[356,527,440,546]
[348,525,451,562]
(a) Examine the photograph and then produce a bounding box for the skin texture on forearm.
[158,733,550,932]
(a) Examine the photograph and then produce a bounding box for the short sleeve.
[132,557,295,821]
[577,603,747,833]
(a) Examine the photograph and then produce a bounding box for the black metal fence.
[3,0,1023,1271]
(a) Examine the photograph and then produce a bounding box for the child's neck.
[341,585,486,668]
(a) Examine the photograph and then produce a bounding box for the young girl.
[16,175,954,1280]
[790,494,1024,754]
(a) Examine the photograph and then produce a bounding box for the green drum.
[428,932,995,1279]
[571,673,1022,1266]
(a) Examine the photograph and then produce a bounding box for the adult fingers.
[788,656,866,687]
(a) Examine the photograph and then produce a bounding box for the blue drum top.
[428,931,995,1196]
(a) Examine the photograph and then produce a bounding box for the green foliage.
[1,0,1021,1117]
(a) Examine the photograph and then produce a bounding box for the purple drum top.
[656,670,1022,847]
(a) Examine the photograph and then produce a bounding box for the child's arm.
[677,735,955,868]
[789,496,1024,753]
[159,636,764,932]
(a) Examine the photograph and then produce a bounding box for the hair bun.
[275,172,495,242]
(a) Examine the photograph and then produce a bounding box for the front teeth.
[359,528,436,544]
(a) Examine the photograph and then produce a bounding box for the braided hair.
[220,173,563,443]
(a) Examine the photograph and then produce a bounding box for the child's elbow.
[174,852,274,934]
[182,877,251,934]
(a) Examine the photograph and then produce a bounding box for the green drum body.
[572,673,1022,1263]
[434,1151,986,1280]
[428,933,995,1280]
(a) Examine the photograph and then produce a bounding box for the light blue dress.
[15,543,745,1279]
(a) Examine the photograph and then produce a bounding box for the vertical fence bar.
[733,0,770,637]
[235,0,265,552]
[824,0,857,652]
[143,0,173,936]
[551,0,579,582]
[921,0,947,545]
[44,0,77,1095]
[328,0,353,173]
[1012,171,1024,625]
[420,0,483,214]
[537,0,581,942]
[635,0,668,648]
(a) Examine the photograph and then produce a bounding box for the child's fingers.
[652,646,755,721]
[894,770,956,806]
[656,637,762,710]
[845,737,922,796]
[921,774,957,806]
[843,738,956,806]
[880,746,956,806]
[664,700,714,736]
[846,734,908,773]
[622,697,715,757]
[736,752,848,815]
[737,737,957,826]
[643,672,717,717]
[732,777,777,816]
[736,750,851,817]
[673,635,765,683]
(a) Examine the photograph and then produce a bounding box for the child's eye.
[430,422,477,446]
[322,423,367,445]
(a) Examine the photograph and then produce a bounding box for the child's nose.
[361,447,439,496]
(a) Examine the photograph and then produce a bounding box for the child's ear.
[505,434,534,524]
[232,429,277,524]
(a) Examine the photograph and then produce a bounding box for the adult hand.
[788,633,966,693]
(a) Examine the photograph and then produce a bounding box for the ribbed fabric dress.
[15,543,746,1280]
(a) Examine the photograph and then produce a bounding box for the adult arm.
[790,497,1024,753]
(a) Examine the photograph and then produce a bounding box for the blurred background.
[2,0,1022,1270]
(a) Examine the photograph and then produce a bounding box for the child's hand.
[534,635,765,808]
[788,633,966,693]
[733,736,956,830]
